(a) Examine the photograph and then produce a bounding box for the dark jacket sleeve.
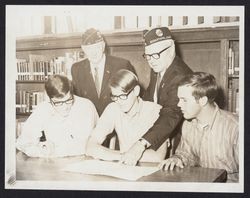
[71,62,80,95]
[126,61,136,75]
[142,75,184,150]
[142,70,155,102]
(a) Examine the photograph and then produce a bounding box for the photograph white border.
[5,5,244,192]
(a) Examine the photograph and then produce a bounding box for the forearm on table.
[16,143,43,157]
[16,135,41,155]
[86,139,121,161]
[140,149,165,163]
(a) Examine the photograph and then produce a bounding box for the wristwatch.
[138,138,150,149]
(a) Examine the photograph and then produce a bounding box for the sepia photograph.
[5,5,244,192]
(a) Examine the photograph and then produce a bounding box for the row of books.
[16,90,46,114]
[16,51,83,81]
[17,58,69,81]
[228,78,239,114]
[228,46,239,76]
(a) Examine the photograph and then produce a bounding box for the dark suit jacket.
[71,55,136,115]
[143,56,193,150]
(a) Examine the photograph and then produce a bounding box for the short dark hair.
[45,75,73,99]
[109,69,139,93]
[178,72,218,103]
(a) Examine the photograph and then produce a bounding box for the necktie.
[154,72,161,103]
[156,72,161,96]
[94,67,100,97]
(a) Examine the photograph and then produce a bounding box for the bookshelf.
[16,52,84,118]
[16,26,239,118]
[227,40,239,114]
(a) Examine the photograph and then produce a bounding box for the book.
[228,80,233,111]
[228,47,233,75]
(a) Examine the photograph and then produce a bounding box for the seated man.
[86,69,168,164]
[16,75,98,158]
[158,72,239,182]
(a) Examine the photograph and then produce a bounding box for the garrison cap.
[81,28,104,46]
[143,27,172,46]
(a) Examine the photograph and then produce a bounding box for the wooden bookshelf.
[16,26,239,116]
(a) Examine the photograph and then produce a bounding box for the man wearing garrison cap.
[71,28,136,147]
[120,27,193,166]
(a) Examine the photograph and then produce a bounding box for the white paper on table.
[61,159,159,181]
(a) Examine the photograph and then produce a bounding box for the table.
[16,152,227,182]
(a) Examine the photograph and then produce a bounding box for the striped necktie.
[94,67,100,97]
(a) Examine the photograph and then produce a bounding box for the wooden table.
[16,152,227,182]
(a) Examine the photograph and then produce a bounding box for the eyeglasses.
[110,88,134,101]
[142,45,171,61]
[50,95,74,107]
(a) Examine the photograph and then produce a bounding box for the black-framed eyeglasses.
[142,45,171,61]
[50,95,74,107]
[110,88,134,101]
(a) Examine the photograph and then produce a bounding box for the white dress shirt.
[16,95,99,157]
[91,97,166,157]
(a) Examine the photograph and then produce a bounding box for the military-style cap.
[143,27,172,46]
[81,28,104,46]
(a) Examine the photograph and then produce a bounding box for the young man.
[158,72,239,182]
[86,70,167,164]
[16,75,98,158]
[71,28,136,116]
[120,27,193,165]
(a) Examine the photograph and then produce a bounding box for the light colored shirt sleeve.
[16,103,46,157]
[90,103,116,144]
[233,123,239,169]
[172,121,198,166]
[227,121,239,182]
[73,101,99,142]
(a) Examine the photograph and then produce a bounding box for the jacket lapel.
[152,71,158,96]
[158,57,177,96]
[100,57,111,97]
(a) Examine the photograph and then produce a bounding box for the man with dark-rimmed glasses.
[120,27,193,166]
[86,69,168,163]
[16,75,98,158]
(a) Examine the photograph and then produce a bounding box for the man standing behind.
[120,27,193,165]
[71,28,136,116]
[159,72,239,182]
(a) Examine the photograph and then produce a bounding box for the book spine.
[228,80,233,111]
[228,47,233,75]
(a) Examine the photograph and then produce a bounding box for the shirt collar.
[125,97,143,118]
[90,54,106,70]
[159,67,167,80]
[191,102,219,131]
[208,103,219,130]
[155,55,177,80]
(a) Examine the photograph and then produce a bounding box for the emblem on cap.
[143,27,172,46]
[156,29,163,37]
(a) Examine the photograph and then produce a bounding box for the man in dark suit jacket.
[71,28,136,116]
[71,28,136,147]
[120,27,193,165]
